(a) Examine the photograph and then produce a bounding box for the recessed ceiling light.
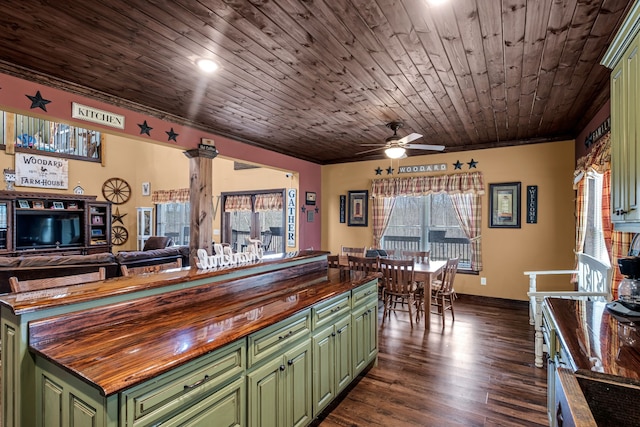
[196,58,219,73]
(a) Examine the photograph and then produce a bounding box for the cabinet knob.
[287,359,294,366]
[331,332,336,337]
[279,365,286,371]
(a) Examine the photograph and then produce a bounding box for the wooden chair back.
[327,255,340,269]
[121,258,182,277]
[341,246,365,257]
[401,250,430,264]
[348,255,379,274]
[379,258,415,295]
[9,267,106,293]
[438,258,460,294]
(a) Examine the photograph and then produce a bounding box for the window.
[382,194,473,270]
[222,191,285,254]
[155,202,190,246]
[582,172,610,266]
[1,111,102,161]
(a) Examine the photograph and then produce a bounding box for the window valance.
[151,188,190,203]
[224,195,252,212]
[371,171,485,197]
[254,193,283,211]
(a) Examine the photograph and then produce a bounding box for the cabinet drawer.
[248,309,311,369]
[121,340,245,426]
[312,292,351,330]
[351,280,377,308]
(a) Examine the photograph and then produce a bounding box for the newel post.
[183,145,218,265]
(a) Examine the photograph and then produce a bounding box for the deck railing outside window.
[1,111,102,161]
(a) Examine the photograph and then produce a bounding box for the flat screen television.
[16,211,83,249]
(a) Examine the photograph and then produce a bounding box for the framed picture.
[91,228,103,237]
[92,215,103,225]
[305,191,316,205]
[489,182,521,228]
[18,200,30,209]
[142,182,150,196]
[52,202,65,209]
[348,190,368,227]
[32,200,44,209]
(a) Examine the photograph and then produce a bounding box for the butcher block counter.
[544,298,640,426]
[1,251,380,427]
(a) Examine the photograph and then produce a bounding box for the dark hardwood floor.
[318,295,549,427]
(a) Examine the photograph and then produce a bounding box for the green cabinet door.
[352,299,378,376]
[312,325,335,415]
[248,339,312,427]
[248,357,285,427]
[284,339,313,427]
[334,315,352,394]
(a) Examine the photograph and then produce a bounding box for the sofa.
[0,244,191,294]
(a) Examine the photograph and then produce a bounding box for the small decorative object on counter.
[3,169,15,191]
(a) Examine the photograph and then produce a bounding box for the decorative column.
[183,145,218,264]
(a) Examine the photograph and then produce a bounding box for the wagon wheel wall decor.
[112,225,129,246]
[102,177,132,205]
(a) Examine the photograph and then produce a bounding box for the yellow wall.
[2,135,299,252]
[321,141,576,301]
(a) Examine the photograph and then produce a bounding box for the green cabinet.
[247,339,312,427]
[312,315,351,415]
[351,281,378,376]
[35,340,246,427]
[603,0,640,230]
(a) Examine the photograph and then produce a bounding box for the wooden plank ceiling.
[0,0,632,164]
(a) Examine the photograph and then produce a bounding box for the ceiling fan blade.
[398,133,423,144]
[359,143,387,147]
[405,143,446,151]
[356,146,386,155]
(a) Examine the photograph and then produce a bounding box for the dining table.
[336,255,447,329]
[413,260,447,329]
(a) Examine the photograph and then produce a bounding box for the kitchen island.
[1,251,379,427]
[544,298,640,426]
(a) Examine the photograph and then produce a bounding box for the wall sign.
[339,195,346,223]
[397,163,447,174]
[15,152,68,189]
[527,185,538,224]
[287,188,296,247]
[72,102,125,130]
[584,116,610,148]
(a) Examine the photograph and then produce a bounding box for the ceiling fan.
[358,122,445,159]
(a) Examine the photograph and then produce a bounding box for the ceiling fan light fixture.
[385,146,406,159]
[196,58,219,73]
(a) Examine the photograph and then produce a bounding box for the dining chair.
[327,254,340,269]
[379,258,416,328]
[429,257,459,328]
[347,255,379,274]
[9,267,106,293]
[120,258,182,277]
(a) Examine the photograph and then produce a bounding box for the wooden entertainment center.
[0,190,112,255]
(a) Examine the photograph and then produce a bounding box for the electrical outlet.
[480,277,487,286]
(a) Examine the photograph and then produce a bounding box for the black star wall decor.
[166,128,179,142]
[315,207,319,213]
[453,160,463,170]
[112,207,127,225]
[386,166,394,175]
[467,159,478,169]
[138,120,153,136]
[26,91,51,112]
[375,167,383,175]
[301,206,306,213]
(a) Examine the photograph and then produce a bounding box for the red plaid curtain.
[151,188,190,203]
[224,195,252,212]
[254,193,283,211]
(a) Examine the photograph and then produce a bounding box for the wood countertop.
[0,251,325,315]
[545,298,640,385]
[28,266,374,397]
